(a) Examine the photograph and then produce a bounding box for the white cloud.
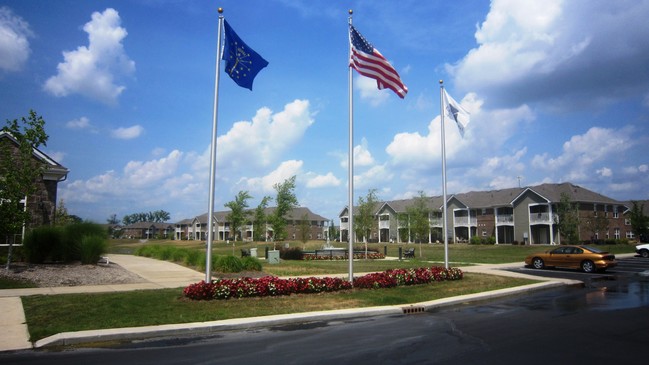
[467,148,528,189]
[60,150,199,219]
[449,0,649,108]
[355,75,390,106]
[306,172,341,188]
[47,151,66,163]
[43,8,135,104]
[354,138,375,167]
[386,92,496,168]
[354,164,393,190]
[531,126,636,184]
[111,125,143,139]
[596,167,612,177]
[241,160,303,193]
[65,116,91,129]
[217,99,313,170]
[0,6,33,72]
[123,150,182,187]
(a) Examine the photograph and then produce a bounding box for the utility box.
[267,250,280,264]
[250,248,257,257]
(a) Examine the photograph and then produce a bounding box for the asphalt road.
[512,254,649,283]
[2,264,648,365]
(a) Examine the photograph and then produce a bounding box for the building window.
[614,228,620,239]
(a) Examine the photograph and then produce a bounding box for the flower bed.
[302,253,385,260]
[183,266,463,300]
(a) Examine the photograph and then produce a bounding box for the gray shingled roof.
[184,206,328,225]
[339,182,629,217]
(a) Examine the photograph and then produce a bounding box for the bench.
[403,248,415,258]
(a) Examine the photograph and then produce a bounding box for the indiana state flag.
[222,19,269,90]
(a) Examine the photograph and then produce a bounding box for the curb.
[34,280,577,349]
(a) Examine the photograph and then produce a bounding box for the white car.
[636,243,649,258]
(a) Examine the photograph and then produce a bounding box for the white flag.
[443,89,470,137]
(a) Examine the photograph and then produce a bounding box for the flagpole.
[440,80,449,269]
[347,9,355,283]
[205,8,224,282]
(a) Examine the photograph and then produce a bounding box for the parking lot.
[512,253,649,282]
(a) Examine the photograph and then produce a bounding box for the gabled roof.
[0,131,69,181]
[186,206,328,225]
[337,182,631,217]
[529,182,623,205]
[123,221,173,229]
[455,187,524,208]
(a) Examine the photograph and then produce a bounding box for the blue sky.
[1,0,648,224]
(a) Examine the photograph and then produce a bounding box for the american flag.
[349,25,408,99]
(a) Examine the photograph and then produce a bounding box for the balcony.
[379,221,390,229]
[454,217,477,226]
[496,214,514,225]
[530,212,555,224]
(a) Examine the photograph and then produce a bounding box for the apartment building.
[174,206,330,242]
[339,183,633,245]
[0,131,69,232]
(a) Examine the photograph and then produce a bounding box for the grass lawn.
[11,240,636,343]
[22,273,536,342]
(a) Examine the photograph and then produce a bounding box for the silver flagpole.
[440,80,449,269]
[347,10,354,282]
[205,8,224,282]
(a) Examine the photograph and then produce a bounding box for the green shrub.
[279,247,303,260]
[79,235,107,264]
[215,255,244,273]
[469,236,482,245]
[157,246,177,261]
[183,249,203,268]
[134,244,159,257]
[240,256,263,271]
[62,222,107,262]
[23,226,63,263]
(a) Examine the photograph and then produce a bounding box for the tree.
[584,212,609,243]
[355,189,379,244]
[122,210,170,225]
[397,212,410,243]
[271,176,298,243]
[107,214,120,225]
[298,213,311,245]
[406,191,431,257]
[253,196,272,241]
[1,110,48,269]
[53,199,77,226]
[327,219,338,242]
[556,193,580,244]
[629,201,649,242]
[224,191,252,241]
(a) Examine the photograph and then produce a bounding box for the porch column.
[494,207,499,244]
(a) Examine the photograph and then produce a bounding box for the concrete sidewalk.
[0,255,577,352]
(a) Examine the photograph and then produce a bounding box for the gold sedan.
[524,245,617,273]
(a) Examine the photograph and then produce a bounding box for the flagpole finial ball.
[439,80,444,84]
[218,7,223,13]
[349,9,353,15]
